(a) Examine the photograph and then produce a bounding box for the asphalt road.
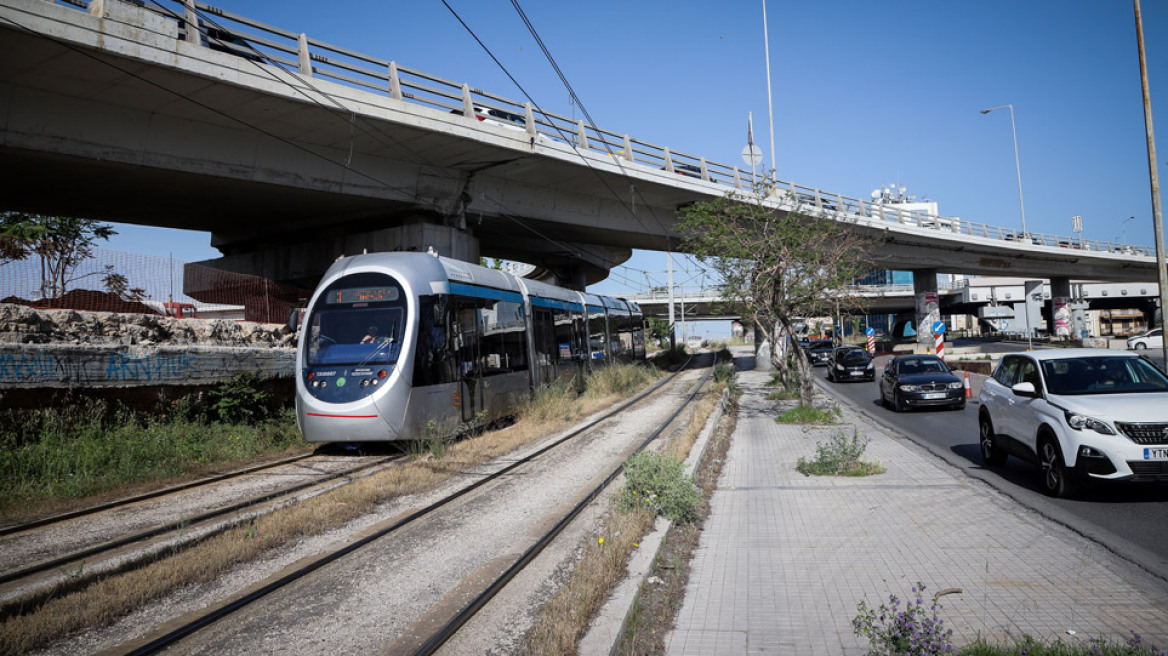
[816,361,1168,585]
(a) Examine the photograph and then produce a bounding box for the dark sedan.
[879,354,965,411]
[827,347,875,382]
[805,339,835,367]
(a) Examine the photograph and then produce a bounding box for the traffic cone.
[963,370,972,398]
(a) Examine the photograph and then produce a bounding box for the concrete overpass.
[0,0,1162,296]
[630,279,1161,335]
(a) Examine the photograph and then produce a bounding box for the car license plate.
[849,371,864,377]
[922,392,946,400]
[1145,448,1168,461]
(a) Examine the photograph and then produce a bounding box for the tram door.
[454,303,483,423]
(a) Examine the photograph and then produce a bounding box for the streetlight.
[1120,216,1136,243]
[981,104,1028,237]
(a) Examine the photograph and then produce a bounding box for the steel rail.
[413,366,715,655]
[119,355,694,655]
[0,453,315,538]
[0,453,402,587]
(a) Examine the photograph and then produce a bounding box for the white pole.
[762,0,776,183]
[667,251,675,332]
[1007,105,1028,237]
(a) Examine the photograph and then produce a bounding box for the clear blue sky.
[105,0,1168,335]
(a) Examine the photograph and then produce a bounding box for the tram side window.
[480,299,528,375]
[631,315,645,358]
[453,300,481,378]
[609,311,629,361]
[553,308,578,363]
[571,315,587,360]
[588,308,607,361]
[533,308,557,366]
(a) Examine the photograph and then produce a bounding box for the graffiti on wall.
[0,346,294,387]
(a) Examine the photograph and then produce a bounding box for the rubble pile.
[0,304,296,347]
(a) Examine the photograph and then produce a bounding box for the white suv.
[978,349,1168,497]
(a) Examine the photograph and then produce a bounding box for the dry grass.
[520,377,730,656]
[0,364,659,655]
[520,507,657,655]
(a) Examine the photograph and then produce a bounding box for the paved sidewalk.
[664,368,1168,655]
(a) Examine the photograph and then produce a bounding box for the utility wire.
[0,10,428,209]
[439,0,670,239]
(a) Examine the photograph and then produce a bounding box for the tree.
[676,188,873,405]
[644,315,672,348]
[102,270,148,302]
[0,212,116,299]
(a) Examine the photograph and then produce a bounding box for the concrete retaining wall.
[0,344,295,389]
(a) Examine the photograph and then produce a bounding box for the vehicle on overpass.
[978,349,1168,497]
[295,252,644,443]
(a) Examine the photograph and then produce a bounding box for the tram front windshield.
[306,273,407,367]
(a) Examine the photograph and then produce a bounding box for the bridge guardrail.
[50,0,1154,259]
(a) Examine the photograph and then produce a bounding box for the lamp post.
[1120,215,1136,243]
[981,104,1028,237]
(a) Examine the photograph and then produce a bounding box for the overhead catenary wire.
[0,10,427,209]
[6,1,696,282]
[183,0,646,271]
[439,0,671,239]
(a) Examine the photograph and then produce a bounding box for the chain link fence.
[0,235,310,324]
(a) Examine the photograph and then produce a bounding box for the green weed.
[776,403,840,424]
[618,450,701,524]
[796,429,884,477]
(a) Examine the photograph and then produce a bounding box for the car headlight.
[1064,411,1116,435]
[899,384,921,392]
[866,363,875,370]
[835,364,845,370]
[947,382,963,390]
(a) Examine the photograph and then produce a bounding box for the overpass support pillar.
[1048,277,1075,339]
[912,270,939,349]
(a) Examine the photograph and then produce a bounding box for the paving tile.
[665,369,1168,655]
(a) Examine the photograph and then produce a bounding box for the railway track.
[0,451,405,607]
[413,366,713,655]
[103,357,710,655]
[0,452,317,538]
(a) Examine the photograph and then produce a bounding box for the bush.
[618,450,701,524]
[207,371,272,424]
[853,582,955,655]
[712,361,736,384]
[520,382,580,423]
[0,394,302,512]
[584,363,658,399]
[796,429,884,477]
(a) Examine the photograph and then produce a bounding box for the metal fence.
[36,0,1158,261]
[0,235,309,323]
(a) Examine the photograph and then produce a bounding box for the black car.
[826,347,874,382]
[805,339,834,367]
[879,354,964,411]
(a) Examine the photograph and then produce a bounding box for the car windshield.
[841,350,869,362]
[897,358,948,375]
[1041,356,1168,395]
